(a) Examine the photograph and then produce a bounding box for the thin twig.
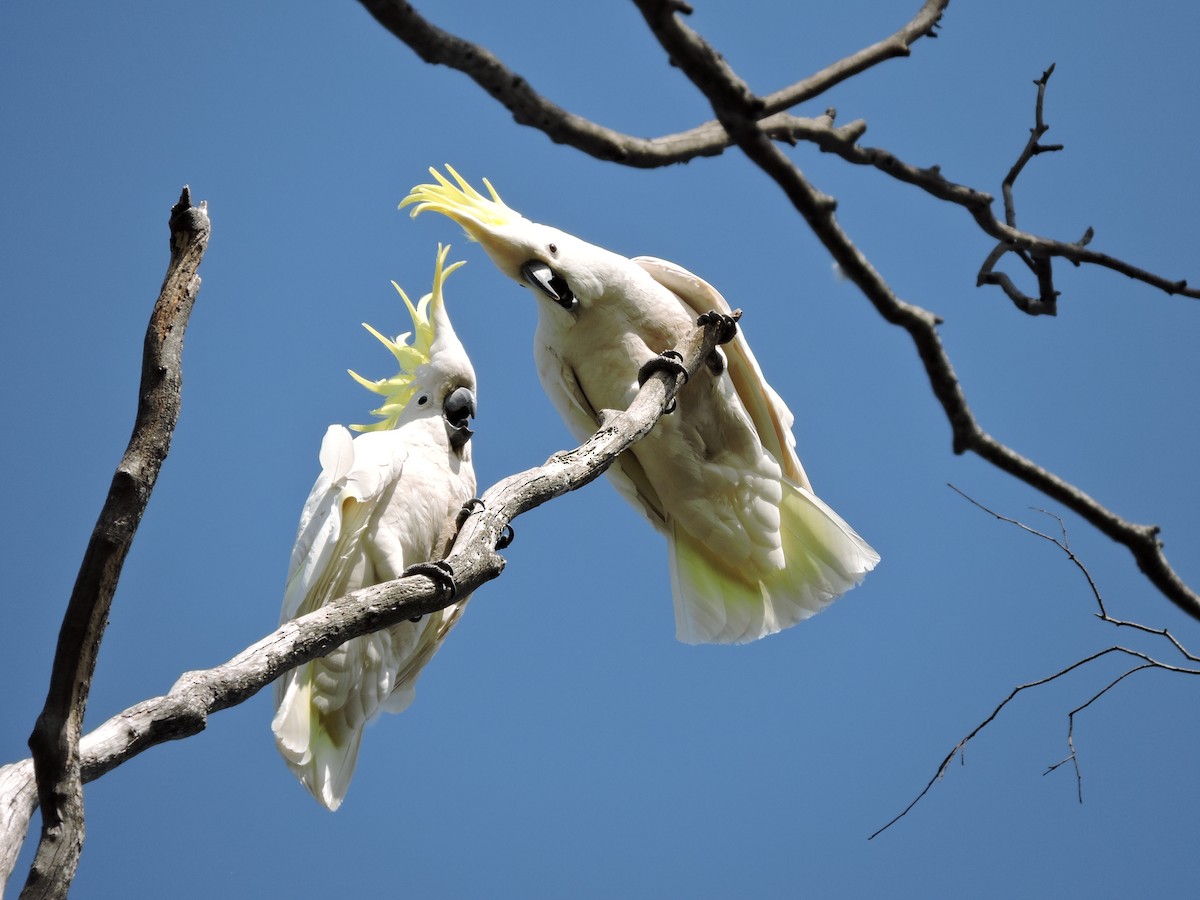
[866,490,1200,835]
[1043,663,1158,803]
[976,64,1065,315]
[21,188,209,900]
[949,485,1199,663]
[870,647,1198,839]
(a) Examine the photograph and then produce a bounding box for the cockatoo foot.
[638,350,689,414]
[402,560,458,615]
[496,523,515,550]
[638,349,689,387]
[695,309,741,344]
[456,497,485,528]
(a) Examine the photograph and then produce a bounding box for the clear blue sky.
[2,2,1198,897]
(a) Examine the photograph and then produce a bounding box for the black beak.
[444,386,476,452]
[520,260,575,310]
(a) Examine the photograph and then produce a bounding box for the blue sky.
[2,1,1198,897]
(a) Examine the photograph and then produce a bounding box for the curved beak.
[443,385,476,453]
[521,261,575,310]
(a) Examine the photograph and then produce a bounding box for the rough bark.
[20,189,210,900]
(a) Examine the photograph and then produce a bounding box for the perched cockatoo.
[401,166,878,645]
[272,244,477,810]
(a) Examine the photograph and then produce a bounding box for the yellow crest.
[400,164,521,229]
[348,243,465,432]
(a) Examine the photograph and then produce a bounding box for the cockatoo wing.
[632,256,879,644]
[632,256,811,491]
[273,427,431,810]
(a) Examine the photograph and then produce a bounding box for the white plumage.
[403,167,878,644]
[272,246,477,810]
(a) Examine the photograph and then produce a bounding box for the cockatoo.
[401,166,878,645]
[272,244,477,810]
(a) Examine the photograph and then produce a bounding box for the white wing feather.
[633,255,879,643]
[272,424,472,809]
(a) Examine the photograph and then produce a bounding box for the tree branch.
[0,307,735,897]
[870,646,1198,839]
[361,0,1198,305]
[870,489,1200,838]
[768,83,1199,304]
[354,0,944,167]
[758,0,946,113]
[627,0,1200,623]
[20,188,209,900]
[975,62,1064,315]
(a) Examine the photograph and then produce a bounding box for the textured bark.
[20,189,210,900]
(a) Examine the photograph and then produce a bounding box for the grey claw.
[403,559,457,601]
[696,309,740,344]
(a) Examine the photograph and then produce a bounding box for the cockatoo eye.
[417,395,429,406]
[520,260,576,311]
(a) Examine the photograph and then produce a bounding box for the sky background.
[2,1,1199,897]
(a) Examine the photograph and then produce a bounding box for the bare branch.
[362,1,1198,305]
[354,0,943,167]
[1001,64,1065,228]
[0,762,35,895]
[0,309,735,896]
[626,0,1200,622]
[974,63,1065,315]
[21,188,209,900]
[949,486,1200,663]
[868,492,1199,837]
[1043,663,1158,803]
[759,0,947,113]
[870,647,1199,839]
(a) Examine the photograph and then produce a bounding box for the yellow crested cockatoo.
[272,244,477,810]
[401,166,878,645]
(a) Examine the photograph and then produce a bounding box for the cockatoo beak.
[444,385,476,452]
[520,261,576,310]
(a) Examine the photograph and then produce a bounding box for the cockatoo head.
[348,243,477,454]
[401,166,632,319]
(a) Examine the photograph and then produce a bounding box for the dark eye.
[548,243,558,255]
[417,395,429,406]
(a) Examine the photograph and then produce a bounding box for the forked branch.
[362,0,1198,305]
[868,489,1199,839]
[625,0,1200,622]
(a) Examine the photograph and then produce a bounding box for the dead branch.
[949,486,1199,663]
[354,0,945,167]
[867,488,1199,839]
[870,646,1198,840]
[20,188,209,900]
[362,1,1198,305]
[976,64,1065,315]
[621,0,1200,622]
[0,292,734,897]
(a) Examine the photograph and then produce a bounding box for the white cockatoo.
[272,244,478,810]
[401,166,878,645]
